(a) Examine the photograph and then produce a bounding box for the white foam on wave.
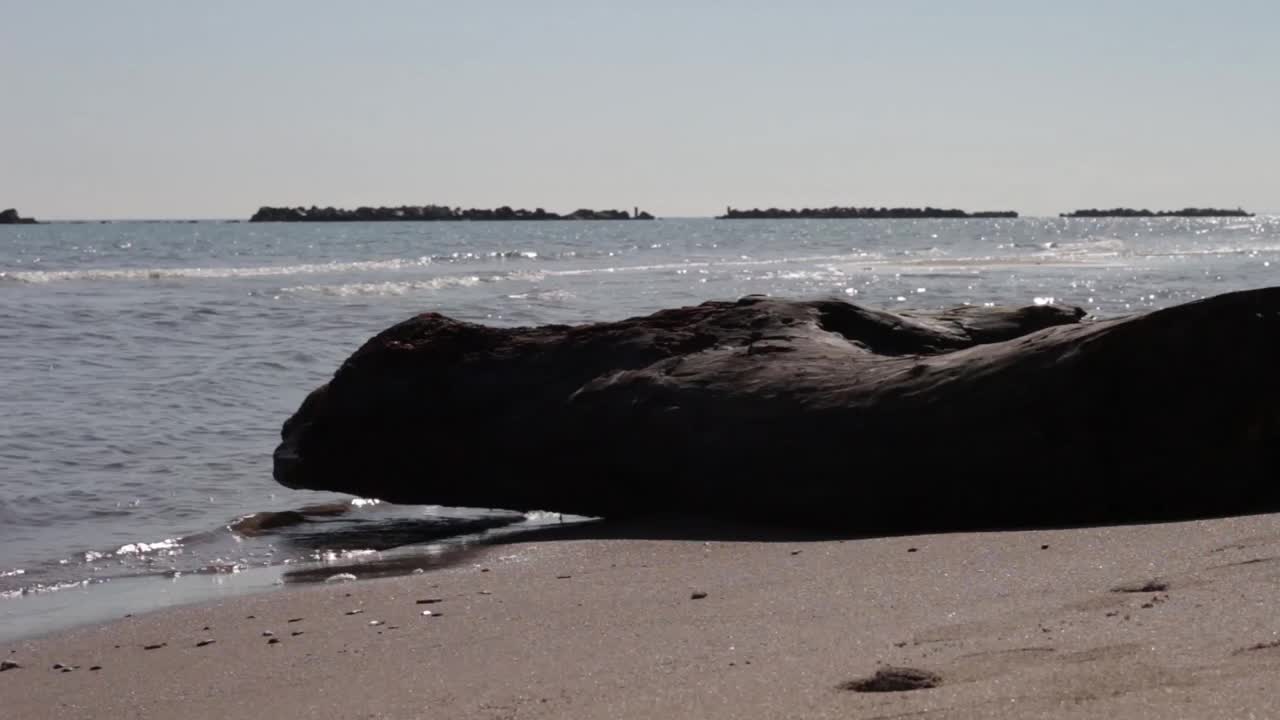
[832,254,1126,275]
[274,254,885,297]
[1035,236,1280,261]
[0,249,572,285]
[115,538,182,556]
[2,250,898,292]
[1139,244,1280,259]
[1,257,438,284]
[1,578,97,600]
[506,288,577,302]
[1038,237,1128,256]
[543,252,884,278]
[521,509,595,524]
[280,275,486,297]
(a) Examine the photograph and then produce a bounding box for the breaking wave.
[0,251,552,284]
[279,275,488,297]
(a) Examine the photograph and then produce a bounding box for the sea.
[2,215,1278,640]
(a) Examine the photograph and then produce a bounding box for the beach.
[5,219,1280,717]
[8,513,1280,719]
[7,1,1279,715]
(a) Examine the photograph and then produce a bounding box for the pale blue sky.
[2,1,1276,219]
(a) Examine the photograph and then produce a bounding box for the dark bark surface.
[273,288,1280,532]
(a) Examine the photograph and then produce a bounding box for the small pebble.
[691,591,708,600]
[89,665,102,671]
[421,610,433,617]
[287,617,304,623]
[291,631,303,637]
[261,631,274,637]
[478,590,492,595]
[52,663,68,670]
[907,547,918,553]
[196,639,216,648]
[1040,544,1050,550]
[0,660,20,672]
[61,667,72,673]
[202,626,210,631]
[344,609,364,615]
[790,550,802,556]
[415,598,442,605]
[412,568,425,575]
[556,575,572,580]
[480,568,490,573]
[369,620,384,627]
[267,638,280,645]
[143,643,166,650]
[246,615,256,620]
[325,573,357,583]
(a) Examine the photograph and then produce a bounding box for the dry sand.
[6,513,1280,719]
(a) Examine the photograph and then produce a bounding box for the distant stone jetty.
[1060,207,1254,218]
[717,206,1018,219]
[249,205,656,222]
[0,208,37,224]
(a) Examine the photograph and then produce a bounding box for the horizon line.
[12,212,1278,223]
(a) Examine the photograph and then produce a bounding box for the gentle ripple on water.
[1,216,1278,626]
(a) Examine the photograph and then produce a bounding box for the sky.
[2,1,1277,219]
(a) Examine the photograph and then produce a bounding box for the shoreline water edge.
[9,513,1280,718]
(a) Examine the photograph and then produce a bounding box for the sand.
[6,513,1280,719]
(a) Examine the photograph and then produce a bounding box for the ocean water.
[2,216,1278,637]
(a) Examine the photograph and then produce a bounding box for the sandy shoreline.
[6,514,1280,718]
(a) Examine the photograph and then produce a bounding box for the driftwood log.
[273,288,1280,532]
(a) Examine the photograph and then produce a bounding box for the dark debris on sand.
[1112,580,1169,593]
[841,667,942,693]
[1234,640,1280,655]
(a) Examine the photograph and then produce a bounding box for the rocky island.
[717,206,1018,219]
[0,208,37,224]
[1060,207,1254,218]
[249,205,655,222]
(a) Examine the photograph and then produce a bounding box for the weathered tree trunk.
[273,288,1280,532]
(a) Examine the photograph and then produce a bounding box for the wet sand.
[6,513,1280,719]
